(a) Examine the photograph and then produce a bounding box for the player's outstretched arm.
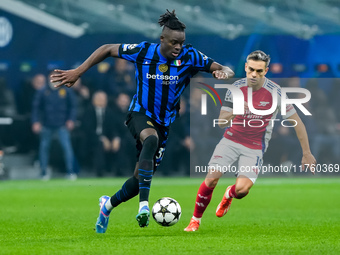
[50,44,120,88]
[210,62,235,80]
[289,113,316,174]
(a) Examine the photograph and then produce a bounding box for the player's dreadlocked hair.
[158,9,186,31]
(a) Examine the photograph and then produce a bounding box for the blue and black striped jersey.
[119,41,214,126]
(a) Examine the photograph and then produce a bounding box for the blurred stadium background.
[0,0,339,179]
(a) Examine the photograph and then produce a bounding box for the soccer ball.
[152,197,181,226]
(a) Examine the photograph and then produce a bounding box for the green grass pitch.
[0,177,339,255]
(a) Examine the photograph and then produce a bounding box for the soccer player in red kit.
[184,50,316,231]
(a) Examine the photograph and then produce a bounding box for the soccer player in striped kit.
[51,10,234,231]
[184,50,316,232]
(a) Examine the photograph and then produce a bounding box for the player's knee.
[143,135,159,151]
[236,190,249,199]
[139,135,159,169]
[235,186,250,199]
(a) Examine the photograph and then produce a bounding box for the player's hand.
[301,152,317,174]
[50,69,80,88]
[212,70,228,80]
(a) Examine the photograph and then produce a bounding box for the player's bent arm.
[289,113,316,172]
[74,44,120,77]
[51,44,120,87]
[289,113,312,155]
[218,109,235,128]
[210,62,235,80]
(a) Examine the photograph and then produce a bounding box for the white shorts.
[208,138,263,183]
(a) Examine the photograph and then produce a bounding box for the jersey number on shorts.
[155,147,165,166]
[254,156,263,175]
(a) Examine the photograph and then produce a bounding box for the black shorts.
[125,111,169,169]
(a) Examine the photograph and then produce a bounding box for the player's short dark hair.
[247,50,271,67]
[158,9,186,31]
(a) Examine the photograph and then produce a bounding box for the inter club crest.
[158,64,168,73]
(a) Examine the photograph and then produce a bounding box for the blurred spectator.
[31,71,77,180]
[162,99,191,175]
[302,78,339,164]
[0,77,17,150]
[70,77,91,173]
[311,91,340,164]
[17,74,46,116]
[305,78,327,111]
[80,91,120,177]
[286,76,301,88]
[189,86,222,169]
[277,76,301,89]
[0,77,17,117]
[16,74,46,153]
[71,78,90,120]
[330,78,340,123]
[110,92,136,176]
[107,58,135,98]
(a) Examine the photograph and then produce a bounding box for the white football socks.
[192,216,201,223]
[105,198,113,211]
[139,201,149,211]
[225,188,232,199]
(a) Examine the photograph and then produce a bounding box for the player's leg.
[185,138,238,231]
[95,162,140,233]
[233,148,262,198]
[216,145,261,217]
[96,113,142,233]
[96,112,166,231]
[215,176,254,218]
[184,168,222,232]
[130,113,169,227]
[135,127,159,227]
[233,175,254,197]
[109,163,141,208]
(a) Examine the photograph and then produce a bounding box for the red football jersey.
[221,78,296,151]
